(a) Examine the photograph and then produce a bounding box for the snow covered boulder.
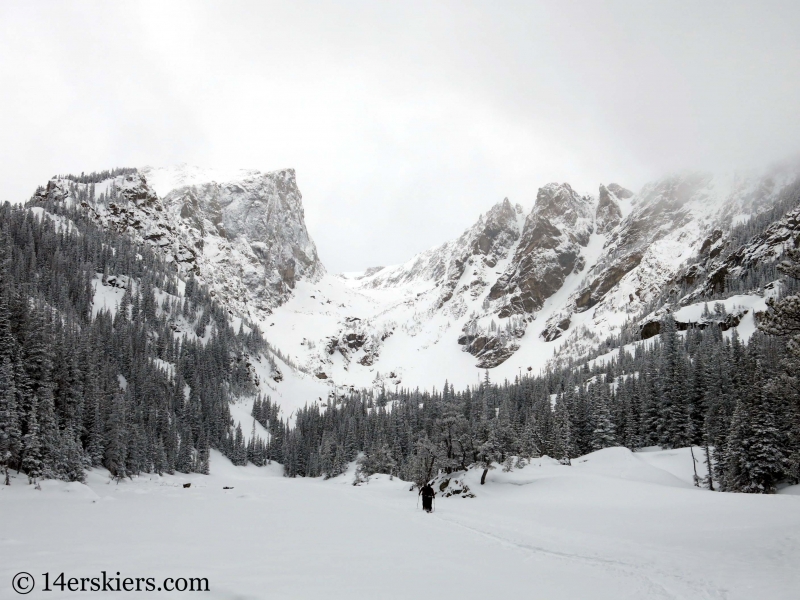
[436,476,476,498]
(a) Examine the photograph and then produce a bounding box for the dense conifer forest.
[254,300,798,494]
[254,248,800,494]
[0,200,269,484]
[1,197,799,495]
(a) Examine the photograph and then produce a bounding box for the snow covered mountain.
[489,182,595,318]
[261,166,799,391]
[12,165,800,600]
[33,165,323,318]
[27,162,800,395]
[683,181,800,302]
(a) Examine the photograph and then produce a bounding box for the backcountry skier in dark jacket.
[419,483,435,512]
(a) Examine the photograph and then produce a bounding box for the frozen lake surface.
[2,447,798,599]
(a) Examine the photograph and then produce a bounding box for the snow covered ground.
[256,271,777,400]
[2,447,798,599]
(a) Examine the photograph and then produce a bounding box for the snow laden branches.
[268,311,797,494]
[757,246,800,484]
[0,202,271,485]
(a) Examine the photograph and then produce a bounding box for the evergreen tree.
[21,395,42,484]
[104,391,128,480]
[0,357,20,484]
[591,386,617,450]
[552,395,576,464]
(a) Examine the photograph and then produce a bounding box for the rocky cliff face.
[595,183,629,234]
[158,168,323,313]
[432,197,524,311]
[34,172,200,267]
[538,168,800,360]
[348,182,601,369]
[573,173,710,313]
[352,182,609,369]
[489,183,594,318]
[536,172,726,351]
[31,166,324,317]
[682,180,800,301]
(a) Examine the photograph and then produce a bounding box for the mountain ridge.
[31,166,324,319]
[25,162,800,391]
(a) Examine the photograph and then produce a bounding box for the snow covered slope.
[2,446,798,599]
[261,166,799,391]
[28,163,800,395]
[513,167,799,372]
[686,183,800,301]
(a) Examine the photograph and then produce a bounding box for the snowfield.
[2,448,798,599]
[257,274,776,398]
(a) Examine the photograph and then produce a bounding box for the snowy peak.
[536,167,798,370]
[160,167,323,292]
[469,197,523,268]
[431,196,525,309]
[30,166,324,316]
[595,183,629,234]
[139,164,263,197]
[529,182,595,242]
[489,183,595,317]
[606,183,633,199]
[575,172,715,312]
[356,196,524,298]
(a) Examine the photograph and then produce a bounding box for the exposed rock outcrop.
[321,318,392,370]
[573,173,710,312]
[489,183,594,317]
[457,314,527,368]
[31,166,324,317]
[639,305,751,340]
[595,183,628,234]
[541,317,571,342]
[161,168,323,310]
[36,173,199,268]
[688,197,800,300]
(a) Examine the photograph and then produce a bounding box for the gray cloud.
[1,0,799,272]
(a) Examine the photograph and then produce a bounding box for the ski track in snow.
[3,447,797,599]
[432,516,724,600]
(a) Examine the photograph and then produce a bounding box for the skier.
[419,482,435,513]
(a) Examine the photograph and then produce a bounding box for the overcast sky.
[1,1,799,272]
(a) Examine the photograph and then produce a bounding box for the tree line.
[253,252,800,494]
[0,200,269,485]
